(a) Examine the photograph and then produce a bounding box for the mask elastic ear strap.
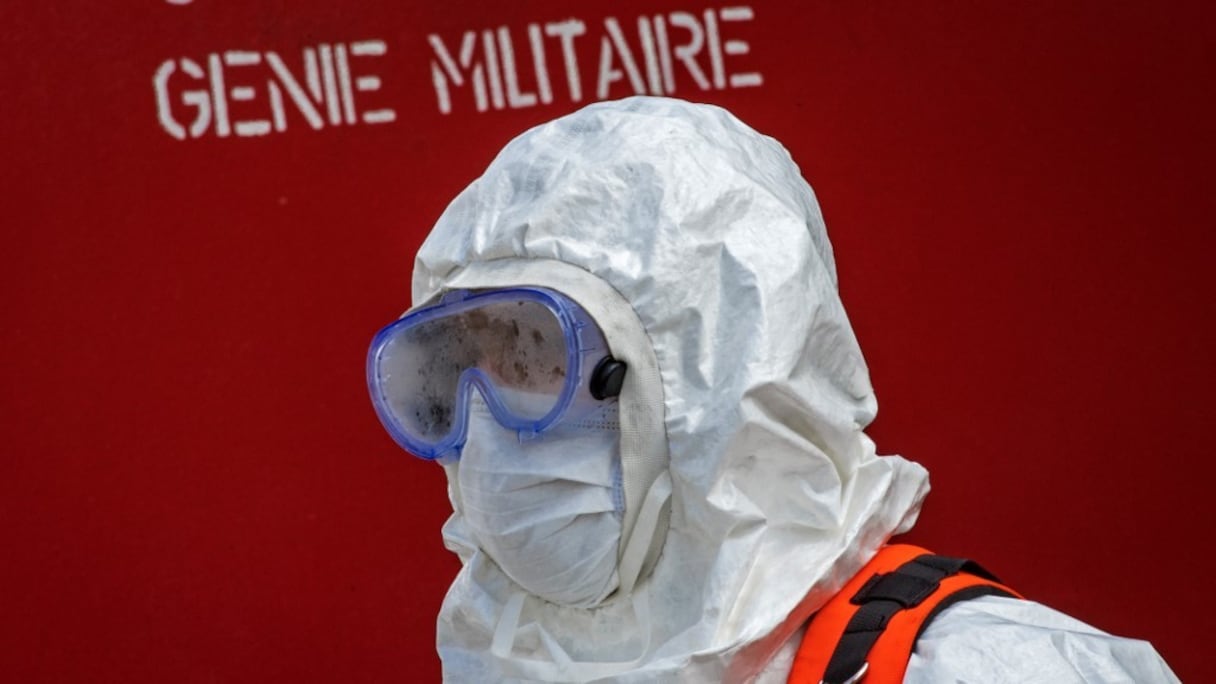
[490,592,527,659]
[617,471,672,595]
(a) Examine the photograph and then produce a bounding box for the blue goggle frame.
[367,287,614,461]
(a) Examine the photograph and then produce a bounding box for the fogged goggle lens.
[368,288,611,460]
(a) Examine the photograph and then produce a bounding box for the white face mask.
[457,395,624,607]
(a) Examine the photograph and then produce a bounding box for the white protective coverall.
[409,97,1178,683]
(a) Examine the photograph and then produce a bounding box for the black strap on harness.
[820,554,1016,684]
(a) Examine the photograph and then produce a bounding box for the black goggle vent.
[589,357,627,400]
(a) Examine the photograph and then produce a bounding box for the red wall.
[3,2,1212,681]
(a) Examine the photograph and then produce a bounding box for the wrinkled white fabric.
[458,396,624,607]
[905,596,1180,683]
[752,624,806,684]
[412,96,931,682]
[753,596,1180,682]
[403,96,1181,682]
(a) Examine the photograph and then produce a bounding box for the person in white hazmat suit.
[366,97,1178,683]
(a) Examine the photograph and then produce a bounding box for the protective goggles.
[367,287,627,460]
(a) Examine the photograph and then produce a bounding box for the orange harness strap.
[788,545,1022,684]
